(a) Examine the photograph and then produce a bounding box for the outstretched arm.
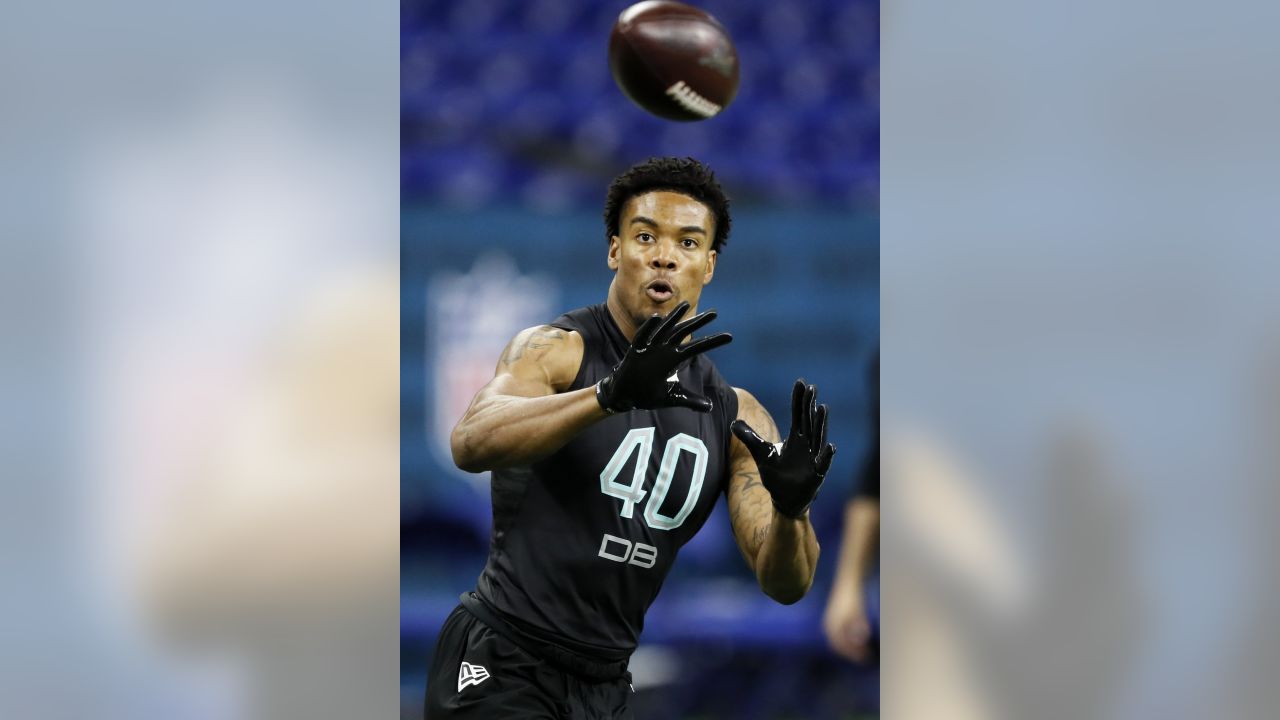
[727,384,834,604]
[450,325,603,472]
[452,302,733,472]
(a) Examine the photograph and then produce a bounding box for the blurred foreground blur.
[883,0,1280,717]
[1,1,398,717]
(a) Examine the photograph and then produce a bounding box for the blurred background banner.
[400,0,880,718]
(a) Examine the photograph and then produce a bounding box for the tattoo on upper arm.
[756,405,781,443]
[500,326,565,367]
[740,392,780,444]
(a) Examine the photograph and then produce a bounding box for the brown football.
[608,1,740,122]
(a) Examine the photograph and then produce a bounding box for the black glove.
[596,301,733,413]
[732,380,837,518]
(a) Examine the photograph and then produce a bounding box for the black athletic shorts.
[424,604,635,719]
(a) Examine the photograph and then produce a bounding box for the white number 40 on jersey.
[599,427,708,531]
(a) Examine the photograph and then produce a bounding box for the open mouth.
[645,279,675,303]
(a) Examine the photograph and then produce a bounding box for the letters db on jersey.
[598,533,658,568]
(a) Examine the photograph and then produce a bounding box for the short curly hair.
[603,157,731,253]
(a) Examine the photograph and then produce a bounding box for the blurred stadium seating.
[402,0,878,717]
[401,0,879,211]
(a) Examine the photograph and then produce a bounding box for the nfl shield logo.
[427,253,557,490]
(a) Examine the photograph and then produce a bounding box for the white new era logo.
[457,661,490,692]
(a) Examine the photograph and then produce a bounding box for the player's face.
[608,191,718,333]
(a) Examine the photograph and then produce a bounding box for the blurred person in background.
[824,351,879,663]
[140,275,400,720]
[883,421,1141,720]
[425,157,838,719]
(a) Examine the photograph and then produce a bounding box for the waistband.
[459,592,630,683]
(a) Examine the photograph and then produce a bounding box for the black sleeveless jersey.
[474,303,739,657]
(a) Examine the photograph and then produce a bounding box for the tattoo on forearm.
[731,469,775,558]
[729,394,788,564]
[735,469,761,494]
[752,523,770,549]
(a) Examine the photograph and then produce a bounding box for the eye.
[637,232,655,243]
[681,238,699,249]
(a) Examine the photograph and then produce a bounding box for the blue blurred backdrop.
[402,0,879,717]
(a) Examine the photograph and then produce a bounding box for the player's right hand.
[596,301,732,413]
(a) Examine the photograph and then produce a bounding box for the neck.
[604,285,697,343]
[605,291,640,342]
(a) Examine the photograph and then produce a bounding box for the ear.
[607,236,621,270]
[702,248,717,285]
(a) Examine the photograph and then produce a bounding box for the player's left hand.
[732,380,836,519]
